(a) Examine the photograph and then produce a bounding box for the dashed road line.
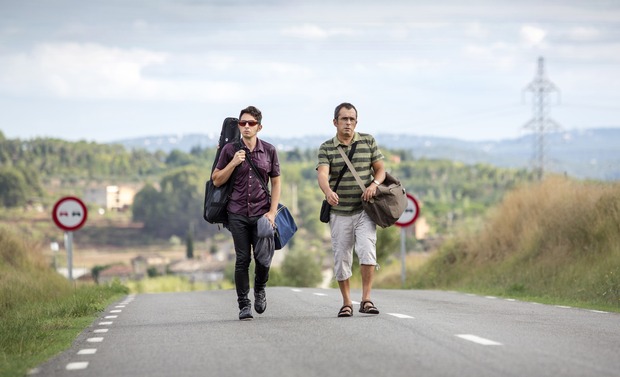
[61,294,135,373]
[457,334,502,346]
[387,313,414,319]
[66,362,89,370]
[77,349,97,355]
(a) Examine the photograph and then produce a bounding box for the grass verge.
[0,226,129,377]
[405,176,620,312]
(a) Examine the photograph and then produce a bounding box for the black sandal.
[338,305,353,317]
[359,300,380,314]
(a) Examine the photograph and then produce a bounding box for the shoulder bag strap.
[332,142,357,193]
[244,151,272,201]
[337,145,366,191]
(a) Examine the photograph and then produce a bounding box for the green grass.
[403,176,620,312]
[0,226,128,377]
[125,275,234,293]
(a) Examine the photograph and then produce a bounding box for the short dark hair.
[239,106,262,124]
[334,102,357,120]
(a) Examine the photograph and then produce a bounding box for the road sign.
[395,193,419,227]
[52,196,88,231]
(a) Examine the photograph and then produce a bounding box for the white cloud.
[0,43,245,102]
[132,19,150,32]
[376,57,438,74]
[520,25,547,47]
[462,43,519,71]
[280,24,358,40]
[566,26,600,41]
[464,22,489,39]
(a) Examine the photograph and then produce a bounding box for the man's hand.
[325,191,339,206]
[232,150,246,166]
[362,183,378,201]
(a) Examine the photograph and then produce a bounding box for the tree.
[132,167,207,239]
[280,249,323,287]
[186,230,194,259]
[0,168,28,207]
[132,184,166,234]
[165,150,194,167]
[376,226,401,266]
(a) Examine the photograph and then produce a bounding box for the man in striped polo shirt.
[317,102,386,318]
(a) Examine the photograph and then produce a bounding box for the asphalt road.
[32,288,620,377]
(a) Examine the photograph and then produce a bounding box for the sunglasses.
[238,120,259,127]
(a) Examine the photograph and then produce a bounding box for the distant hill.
[111,128,620,181]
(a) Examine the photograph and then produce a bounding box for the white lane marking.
[104,315,118,319]
[77,349,97,355]
[291,289,302,292]
[99,321,113,325]
[457,334,502,346]
[313,293,328,296]
[556,305,571,309]
[590,310,608,314]
[66,362,89,370]
[387,313,414,319]
[505,299,516,302]
[87,337,104,343]
[94,329,108,333]
[115,305,125,308]
[110,310,122,313]
[485,296,497,299]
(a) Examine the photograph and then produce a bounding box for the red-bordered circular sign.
[52,196,88,231]
[395,193,419,228]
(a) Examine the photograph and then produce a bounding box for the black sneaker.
[254,289,266,314]
[239,305,253,321]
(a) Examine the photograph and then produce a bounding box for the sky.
[1,0,619,143]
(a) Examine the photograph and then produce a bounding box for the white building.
[84,185,137,211]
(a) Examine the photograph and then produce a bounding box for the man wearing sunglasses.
[317,102,386,318]
[212,106,281,320]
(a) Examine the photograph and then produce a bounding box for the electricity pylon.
[523,56,561,180]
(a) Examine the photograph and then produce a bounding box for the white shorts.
[330,210,377,281]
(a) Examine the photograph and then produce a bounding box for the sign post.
[394,193,420,288]
[52,197,88,281]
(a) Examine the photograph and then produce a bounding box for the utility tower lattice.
[522,56,561,180]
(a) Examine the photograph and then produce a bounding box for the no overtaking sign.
[395,193,419,228]
[52,196,88,231]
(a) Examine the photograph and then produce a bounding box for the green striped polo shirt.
[317,132,384,215]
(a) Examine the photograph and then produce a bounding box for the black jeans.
[227,213,270,309]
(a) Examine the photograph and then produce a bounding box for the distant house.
[98,264,133,284]
[84,185,138,211]
[168,258,227,283]
[131,254,169,278]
